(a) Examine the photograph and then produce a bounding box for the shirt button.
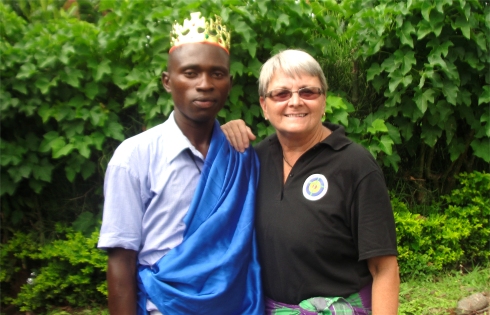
[289,174,293,177]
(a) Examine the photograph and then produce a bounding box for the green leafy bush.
[442,171,490,263]
[2,172,486,311]
[0,225,107,312]
[394,171,490,279]
[4,0,487,232]
[348,0,490,193]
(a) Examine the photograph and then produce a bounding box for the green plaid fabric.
[266,290,371,315]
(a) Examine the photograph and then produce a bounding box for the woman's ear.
[259,96,269,120]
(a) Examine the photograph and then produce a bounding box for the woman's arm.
[221,119,256,152]
[367,255,400,315]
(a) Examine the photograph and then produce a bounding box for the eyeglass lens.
[268,87,322,102]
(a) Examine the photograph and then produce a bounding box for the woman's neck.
[279,125,331,183]
[279,125,331,157]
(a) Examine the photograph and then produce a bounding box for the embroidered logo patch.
[302,174,328,201]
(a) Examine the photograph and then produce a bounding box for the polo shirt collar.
[320,122,352,151]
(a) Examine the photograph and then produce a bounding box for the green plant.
[394,201,467,278]
[348,0,490,195]
[0,0,364,232]
[0,1,117,235]
[1,225,107,313]
[394,171,490,279]
[442,171,490,263]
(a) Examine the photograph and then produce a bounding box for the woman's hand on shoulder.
[221,119,256,152]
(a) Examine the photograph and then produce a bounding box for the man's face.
[162,43,232,127]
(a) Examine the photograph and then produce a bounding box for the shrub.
[0,225,107,313]
[348,0,490,194]
[442,171,490,263]
[2,172,487,311]
[394,171,490,279]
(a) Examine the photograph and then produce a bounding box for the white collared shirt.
[98,111,204,266]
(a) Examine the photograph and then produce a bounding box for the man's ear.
[162,71,171,92]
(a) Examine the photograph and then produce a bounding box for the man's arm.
[367,255,400,315]
[107,247,138,315]
[221,119,256,152]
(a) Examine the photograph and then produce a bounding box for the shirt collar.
[165,111,197,163]
[320,122,352,151]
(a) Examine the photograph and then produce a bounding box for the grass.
[44,308,108,315]
[399,265,490,315]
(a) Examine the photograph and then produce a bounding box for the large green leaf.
[421,123,442,147]
[234,20,253,43]
[441,80,459,106]
[39,131,63,153]
[366,63,382,82]
[471,138,490,162]
[479,86,490,105]
[229,85,244,104]
[399,20,415,48]
[414,88,435,114]
[63,67,84,88]
[103,121,124,141]
[53,143,74,159]
[451,15,471,39]
[378,134,394,155]
[16,63,36,79]
[421,1,434,22]
[367,118,388,134]
[94,60,111,82]
[31,158,54,182]
[231,61,244,77]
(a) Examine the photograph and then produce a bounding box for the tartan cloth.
[266,284,372,315]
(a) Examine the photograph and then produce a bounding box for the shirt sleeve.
[97,164,145,251]
[353,169,398,261]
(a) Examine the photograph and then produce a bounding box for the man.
[98,12,263,315]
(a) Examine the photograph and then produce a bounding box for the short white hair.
[258,49,328,96]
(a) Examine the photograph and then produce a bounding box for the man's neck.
[177,120,214,158]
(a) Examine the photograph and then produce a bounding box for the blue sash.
[137,121,264,314]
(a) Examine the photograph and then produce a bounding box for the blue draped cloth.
[137,121,264,315]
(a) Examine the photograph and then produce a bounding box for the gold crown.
[170,12,231,54]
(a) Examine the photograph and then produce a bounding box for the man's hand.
[221,119,256,152]
[107,248,138,315]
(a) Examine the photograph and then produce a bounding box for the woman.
[222,49,399,314]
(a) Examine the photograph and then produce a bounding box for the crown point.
[170,12,230,54]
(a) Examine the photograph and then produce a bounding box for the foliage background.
[1,0,489,313]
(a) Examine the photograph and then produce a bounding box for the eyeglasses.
[264,87,324,102]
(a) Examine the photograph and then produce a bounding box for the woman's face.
[260,69,326,139]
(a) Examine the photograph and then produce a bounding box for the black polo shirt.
[254,122,398,304]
